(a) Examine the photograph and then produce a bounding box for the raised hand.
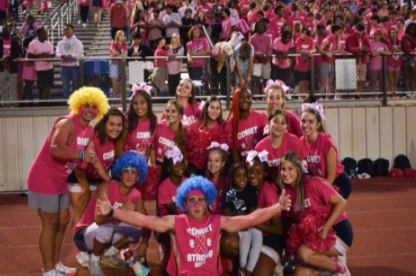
[96,193,112,216]
[279,189,291,211]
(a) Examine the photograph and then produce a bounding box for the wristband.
[78,150,85,161]
[108,207,114,217]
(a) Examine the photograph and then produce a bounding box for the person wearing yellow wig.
[27,87,108,276]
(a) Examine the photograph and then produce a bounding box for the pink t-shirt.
[225,111,268,162]
[161,103,202,127]
[78,133,115,180]
[110,42,128,62]
[28,39,54,71]
[186,38,210,68]
[286,110,302,138]
[386,39,402,70]
[238,1,250,20]
[196,4,213,24]
[167,215,222,276]
[157,177,186,217]
[255,133,302,168]
[256,181,279,231]
[249,33,273,63]
[221,18,232,40]
[148,19,163,41]
[322,35,339,64]
[27,114,94,195]
[287,15,307,28]
[154,48,168,67]
[285,175,346,224]
[270,17,286,40]
[369,41,388,70]
[300,132,344,180]
[272,37,294,68]
[295,36,315,72]
[124,117,156,155]
[151,122,177,163]
[73,181,142,234]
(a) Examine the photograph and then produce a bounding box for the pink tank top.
[167,214,222,276]
[27,114,94,195]
[323,35,339,64]
[78,133,115,179]
[73,181,142,234]
[124,117,156,155]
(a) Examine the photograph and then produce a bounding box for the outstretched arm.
[96,193,175,233]
[220,190,291,233]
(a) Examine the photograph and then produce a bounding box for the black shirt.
[222,184,258,215]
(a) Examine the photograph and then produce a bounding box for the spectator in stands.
[109,30,127,97]
[152,36,168,94]
[186,26,210,82]
[56,24,84,99]
[402,23,416,91]
[147,9,164,50]
[78,0,90,27]
[194,10,209,29]
[196,0,212,27]
[211,42,233,95]
[110,0,128,40]
[37,0,48,15]
[250,20,272,94]
[167,33,184,96]
[8,0,19,22]
[220,9,232,41]
[295,27,315,96]
[20,15,39,51]
[0,25,21,105]
[234,41,254,89]
[368,29,390,94]
[211,0,226,44]
[287,4,307,29]
[128,31,153,83]
[271,30,294,86]
[386,28,402,95]
[346,23,370,95]
[228,1,239,27]
[270,5,286,41]
[7,16,21,40]
[130,9,148,45]
[404,9,416,28]
[28,28,54,102]
[163,4,182,45]
[179,0,195,19]
[0,0,7,24]
[181,9,194,52]
[92,0,106,26]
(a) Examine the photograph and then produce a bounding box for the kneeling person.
[73,152,150,276]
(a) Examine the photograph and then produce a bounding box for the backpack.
[342,157,357,176]
[373,158,390,176]
[358,158,374,176]
[393,154,412,171]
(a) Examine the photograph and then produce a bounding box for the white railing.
[46,0,76,46]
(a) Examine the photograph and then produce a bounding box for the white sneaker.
[89,260,106,276]
[83,23,86,27]
[77,20,81,24]
[76,251,90,268]
[55,262,77,276]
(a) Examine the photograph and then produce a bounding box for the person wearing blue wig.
[96,175,292,276]
[73,152,151,276]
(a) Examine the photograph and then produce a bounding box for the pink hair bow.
[246,150,269,163]
[165,146,183,164]
[206,141,229,153]
[130,82,153,99]
[263,79,290,93]
[301,103,326,121]
[198,101,206,111]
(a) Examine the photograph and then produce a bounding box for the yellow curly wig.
[68,87,109,119]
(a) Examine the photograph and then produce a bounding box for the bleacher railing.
[47,0,76,46]
[1,54,415,109]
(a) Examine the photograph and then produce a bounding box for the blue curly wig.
[176,176,217,212]
[111,152,148,187]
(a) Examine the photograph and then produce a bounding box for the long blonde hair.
[279,152,305,211]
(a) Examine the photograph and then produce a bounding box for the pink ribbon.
[206,141,229,153]
[246,150,269,163]
[301,103,326,121]
[263,79,290,93]
[130,82,153,99]
[165,146,183,164]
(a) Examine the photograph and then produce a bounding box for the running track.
[1,177,415,276]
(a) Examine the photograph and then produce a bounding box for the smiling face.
[269,113,287,138]
[247,161,267,190]
[120,168,139,188]
[267,88,284,112]
[176,79,193,100]
[165,103,182,125]
[300,111,320,137]
[168,159,185,177]
[105,115,123,140]
[280,160,299,186]
[133,94,149,119]
[207,150,225,177]
[207,100,221,121]
[233,167,248,191]
[185,195,207,220]
[239,89,252,112]
[79,103,98,122]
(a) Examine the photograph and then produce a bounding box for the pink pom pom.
[139,165,162,201]
[186,127,213,171]
[404,168,416,178]
[388,168,404,178]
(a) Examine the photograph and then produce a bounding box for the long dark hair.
[301,108,326,133]
[279,152,305,211]
[175,78,197,113]
[94,107,124,144]
[199,96,225,128]
[127,90,157,135]
[166,99,187,153]
[204,147,229,196]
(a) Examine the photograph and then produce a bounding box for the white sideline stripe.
[349,253,416,259]
[353,226,416,232]
[349,195,416,200]
[348,208,416,214]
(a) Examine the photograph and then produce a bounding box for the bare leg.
[38,210,60,272]
[252,253,277,276]
[54,208,70,265]
[297,245,339,272]
[69,190,91,228]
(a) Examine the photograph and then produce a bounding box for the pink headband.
[301,103,326,121]
[207,141,229,153]
[264,79,290,93]
[130,83,153,100]
[165,146,183,164]
[246,150,269,163]
[185,189,205,199]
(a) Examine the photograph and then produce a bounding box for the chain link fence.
[1,54,415,108]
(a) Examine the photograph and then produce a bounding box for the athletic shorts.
[74,227,89,252]
[252,63,271,79]
[261,234,284,263]
[319,63,335,79]
[28,190,69,213]
[333,218,353,256]
[36,69,54,89]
